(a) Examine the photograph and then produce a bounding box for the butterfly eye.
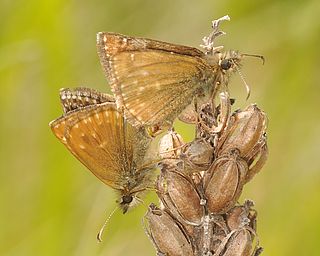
[220,59,233,70]
[121,195,133,204]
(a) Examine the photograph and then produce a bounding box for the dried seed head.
[157,166,204,225]
[204,150,248,214]
[145,204,193,256]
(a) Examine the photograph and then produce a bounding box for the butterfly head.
[118,190,145,214]
[118,194,134,213]
[218,51,264,72]
[218,50,242,73]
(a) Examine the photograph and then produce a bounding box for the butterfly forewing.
[50,102,150,189]
[97,32,215,127]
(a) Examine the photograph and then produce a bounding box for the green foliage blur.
[1,0,319,255]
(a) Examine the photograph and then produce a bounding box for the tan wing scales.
[97,32,214,127]
[50,102,139,189]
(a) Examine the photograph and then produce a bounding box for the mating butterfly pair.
[50,16,253,214]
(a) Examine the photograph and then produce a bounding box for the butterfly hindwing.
[59,87,115,114]
[50,101,150,189]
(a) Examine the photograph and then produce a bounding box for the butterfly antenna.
[233,62,251,100]
[97,206,118,242]
[241,53,265,65]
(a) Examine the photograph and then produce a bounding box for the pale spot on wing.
[139,102,146,108]
[88,117,92,123]
[99,141,108,148]
[130,53,135,61]
[61,95,66,100]
[79,144,86,149]
[74,124,79,129]
[92,133,97,138]
[81,133,85,137]
[138,86,145,92]
[83,119,88,124]
[155,81,161,90]
[103,35,107,43]
[123,38,127,43]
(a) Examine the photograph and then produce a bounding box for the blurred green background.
[1,0,319,255]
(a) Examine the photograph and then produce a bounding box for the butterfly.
[49,87,156,213]
[96,16,260,129]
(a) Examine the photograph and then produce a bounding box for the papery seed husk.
[145,204,193,256]
[182,138,214,173]
[246,141,268,183]
[159,130,185,159]
[157,167,204,224]
[226,206,247,231]
[217,104,267,159]
[204,152,248,214]
[222,229,253,256]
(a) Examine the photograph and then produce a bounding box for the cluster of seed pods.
[145,93,268,256]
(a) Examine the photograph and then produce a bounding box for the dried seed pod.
[204,149,248,214]
[159,129,185,159]
[211,200,261,256]
[217,228,254,256]
[178,93,211,124]
[157,166,204,225]
[145,204,193,256]
[217,104,267,160]
[181,138,214,173]
[245,136,268,183]
[226,200,256,232]
[200,214,230,255]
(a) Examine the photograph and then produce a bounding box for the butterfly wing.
[97,32,214,127]
[59,87,115,114]
[49,101,150,189]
